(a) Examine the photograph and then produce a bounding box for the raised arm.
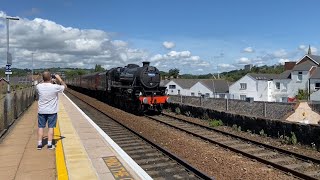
[54,74,68,89]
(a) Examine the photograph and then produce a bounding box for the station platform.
[0,93,152,180]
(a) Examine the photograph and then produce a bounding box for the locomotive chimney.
[142,61,150,67]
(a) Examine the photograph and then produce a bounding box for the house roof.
[276,70,292,79]
[310,67,320,79]
[200,79,229,93]
[167,79,200,89]
[0,78,8,83]
[309,55,320,64]
[292,60,317,71]
[247,73,278,80]
[161,79,230,93]
[160,79,170,86]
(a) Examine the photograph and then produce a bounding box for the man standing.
[36,72,67,150]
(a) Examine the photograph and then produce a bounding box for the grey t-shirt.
[36,83,65,114]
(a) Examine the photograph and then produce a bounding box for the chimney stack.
[142,61,150,67]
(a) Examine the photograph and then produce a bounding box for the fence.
[169,95,296,120]
[0,87,36,136]
[309,101,320,115]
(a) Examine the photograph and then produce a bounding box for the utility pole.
[31,52,34,85]
[5,16,19,93]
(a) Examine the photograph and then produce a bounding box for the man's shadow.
[42,135,65,146]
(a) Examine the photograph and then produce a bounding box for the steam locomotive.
[67,62,169,114]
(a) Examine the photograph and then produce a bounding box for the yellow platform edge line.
[54,119,69,180]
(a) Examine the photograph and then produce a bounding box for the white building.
[161,79,230,98]
[229,47,320,102]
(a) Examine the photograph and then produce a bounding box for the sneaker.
[47,145,55,150]
[37,144,42,150]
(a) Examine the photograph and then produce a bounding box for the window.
[198,93,202,96]
[205,93,210,97]
[316,83,320,90]
[268,82,272,89]
[169,85,176,89]
[178,89,180,95]
[240,95,246,100]
[219,94,225,98]
[240,83,247,90]
[191,92,195,96]
[275,82,280,90]
[282,97,288,102]
[298,72,302,81]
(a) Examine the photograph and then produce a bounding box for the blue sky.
[1,0,320,74]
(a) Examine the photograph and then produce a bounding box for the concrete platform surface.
[0,93,152,180]
[0,103,55,180]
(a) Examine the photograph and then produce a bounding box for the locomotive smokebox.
[142,61,150,67]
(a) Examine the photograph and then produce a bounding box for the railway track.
[146,113,320,180]
[65,90,213,180]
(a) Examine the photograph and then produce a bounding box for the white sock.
[48,141,52,146]
[38,141,42,145]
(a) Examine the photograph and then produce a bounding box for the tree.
[94,64,105,72]
[296,89,309,100]
[168,68,180,78]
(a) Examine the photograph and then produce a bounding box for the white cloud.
[278,58,290,65]
[237,57,251,64]
[0,11,149,70]
[243,47,254,53]
[272,49,287,58]
[149,50,211,74]
[162,41,175,49]
[298,45,306,50]
[218,63,236,71]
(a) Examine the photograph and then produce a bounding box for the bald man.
[36,72,67,150]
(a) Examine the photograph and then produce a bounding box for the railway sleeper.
[269,157,294,163]
[283,162,313,170]
[135,157,171,164]
[253,151,278,157]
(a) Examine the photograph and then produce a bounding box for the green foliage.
[209,119,223,127]
[296,89,309,100]
[237,126,241,132]
[232,124,238,131]
[221,64,284,82]
[279,132,298,145]
[94,64,105,72]
[247,129,252,133]
[291,132,297,145]
[259,129,267,137]
[175,107,181,114]
[168,68,180,78]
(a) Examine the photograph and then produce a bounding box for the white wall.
[189,82,213,97]
[288,70,309,97]
[165,81,187,96]
[310,79,320,101]
[229,75,258,100]
[271,79,290,102]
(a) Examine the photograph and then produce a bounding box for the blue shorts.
[38,113,57,128]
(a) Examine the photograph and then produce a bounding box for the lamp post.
[6,16,19,93]
[31,52,34,85]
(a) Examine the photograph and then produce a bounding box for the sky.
[1,0,320,74]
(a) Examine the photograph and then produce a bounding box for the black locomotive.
[67,62,168,114]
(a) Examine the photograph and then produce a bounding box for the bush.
[232,124,238,131]
[291,132,297,145]
[209,119,223,127]
[175,107,181,114]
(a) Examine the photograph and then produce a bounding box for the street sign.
[5,64,11,72]
[7,52,12,65]
[5,72,12,75]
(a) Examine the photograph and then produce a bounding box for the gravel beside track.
[65,89,295,180]
[165,112,320,160]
